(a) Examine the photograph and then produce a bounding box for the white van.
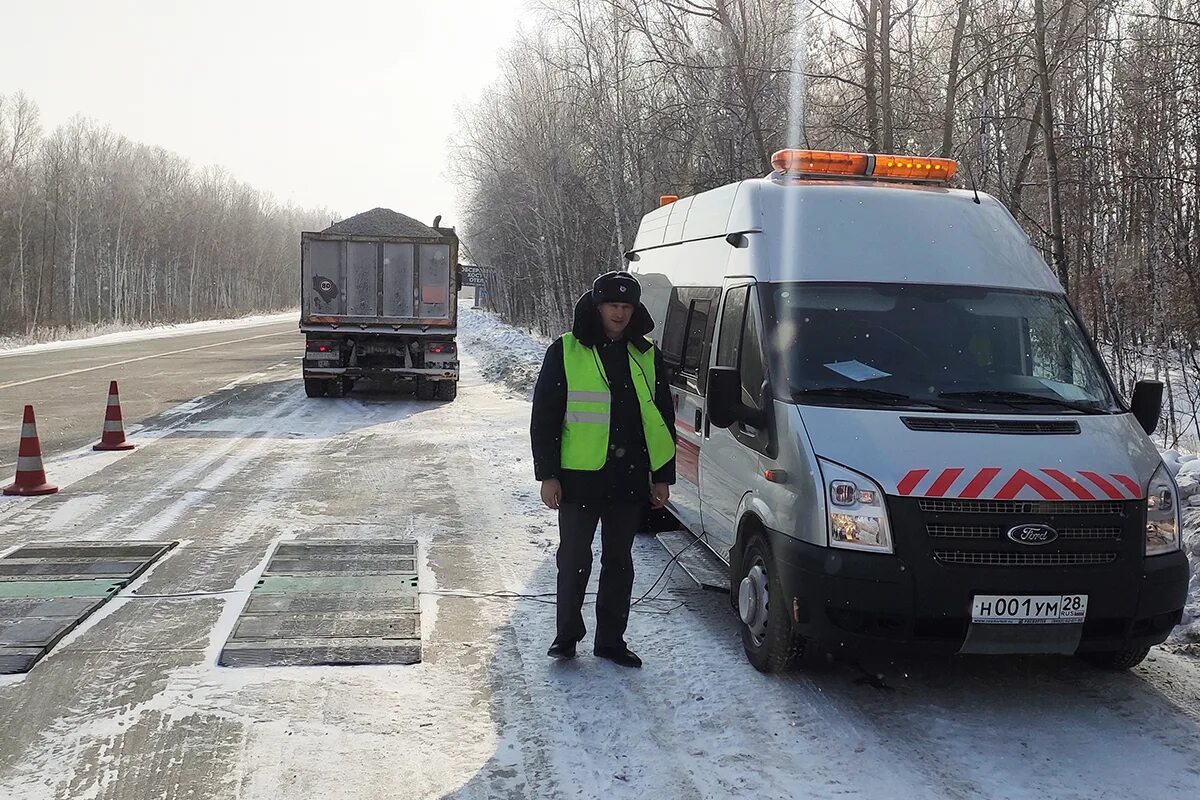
[629,150,1189,673]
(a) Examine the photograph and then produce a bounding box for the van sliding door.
[661,287,719,535]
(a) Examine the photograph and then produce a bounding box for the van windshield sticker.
[1035,378,1091,401]
[824,360,892,382]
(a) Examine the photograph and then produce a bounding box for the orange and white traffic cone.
[93,381,135,452]
[3,405,59,496]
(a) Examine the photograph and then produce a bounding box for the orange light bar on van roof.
[874,154,958,181]
[771,150,869,176]
[770,149,958,183]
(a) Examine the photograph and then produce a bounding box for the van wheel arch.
[729,513,765,609]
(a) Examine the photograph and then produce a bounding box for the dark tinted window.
[716,286,749,368]
[661,291,689,363]
[741,292,765,407]
[682,299,711,372]
[663,287,719,393]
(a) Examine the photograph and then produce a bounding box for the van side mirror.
[707,366,764,429]
[1131,380,1163,435]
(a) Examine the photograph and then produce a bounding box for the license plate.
[971,594,1088,624]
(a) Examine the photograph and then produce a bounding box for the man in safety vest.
[531,271,677,668]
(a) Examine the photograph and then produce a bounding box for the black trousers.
[554,502,642,649]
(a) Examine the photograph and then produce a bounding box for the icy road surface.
[0,308,1197,799]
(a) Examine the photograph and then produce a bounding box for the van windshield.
[766,283,1121,414]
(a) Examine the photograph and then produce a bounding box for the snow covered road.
[0,308,1197,799]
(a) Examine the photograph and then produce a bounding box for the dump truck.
[300,208,460,400]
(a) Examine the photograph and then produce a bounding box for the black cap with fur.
[591,271,641,306]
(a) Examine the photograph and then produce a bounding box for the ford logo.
[1007,524,1059,546]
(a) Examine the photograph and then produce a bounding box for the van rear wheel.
[1078,646,1151,670]
[739,533,804,673]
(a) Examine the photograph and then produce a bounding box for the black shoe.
[594,645,642,669]
[547,641,577,660]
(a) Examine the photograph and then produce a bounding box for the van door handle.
[694,409,703,432]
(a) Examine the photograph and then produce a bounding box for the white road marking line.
[0,331,295,391]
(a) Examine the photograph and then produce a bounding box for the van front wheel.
[1078,646,1151,670]
[738,533,804,673]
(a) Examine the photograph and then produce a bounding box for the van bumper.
[767,526,1188,657]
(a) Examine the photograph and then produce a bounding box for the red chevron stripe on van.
[895,467,1143,500]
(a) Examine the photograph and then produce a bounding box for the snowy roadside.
[1162,452,1200,641]
[0,310,297,356]
[1097,342,1200,455]
[457,304,552,397]
[457,303,1200,643]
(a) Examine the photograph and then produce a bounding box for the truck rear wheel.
[1078,646,1152,670]
[327,378,345,398]
[304,378,328,398]
[435,381,458,402]
[416,378,437,401]
[738,532,805,673]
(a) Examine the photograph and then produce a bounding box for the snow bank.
[457,304,551,397]
[1162,451,1200,642]
[0,311,297,356]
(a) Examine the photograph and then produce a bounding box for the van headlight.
[1146,462,1181,556]
[820,460,893,553]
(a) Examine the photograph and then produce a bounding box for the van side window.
[663,287,720,394]
[682,300,711,372]
[716,286,749,368]
[661,291,689,364]
[740,291,766,407]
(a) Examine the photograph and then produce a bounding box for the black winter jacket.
[531,293,677,505]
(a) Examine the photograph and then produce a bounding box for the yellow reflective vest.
[560,333,676,472]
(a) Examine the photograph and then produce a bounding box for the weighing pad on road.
[219,539,421,668]
[0,541,177,674]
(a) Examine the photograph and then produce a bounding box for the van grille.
[933,551,1118,567]
[901,417,1080,435]
[918,499,1123,516]
[927,524,1122,541]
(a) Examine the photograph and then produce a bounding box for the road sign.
[459,265,493,287]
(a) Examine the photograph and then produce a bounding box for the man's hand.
[540,479,562,510]
[651,483,670,510]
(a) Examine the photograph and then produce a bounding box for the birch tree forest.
[455,0,1200,448]
[0,93,329,338]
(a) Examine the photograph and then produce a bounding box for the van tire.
[1078,646,1151,670]
[304,378,328,398]
[435,381,457,402]
[739,533,804,673]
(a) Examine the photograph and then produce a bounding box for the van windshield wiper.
[937,390,1108,414]
[794,386,959,411]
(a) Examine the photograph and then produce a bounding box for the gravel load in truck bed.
[322,208,441,238]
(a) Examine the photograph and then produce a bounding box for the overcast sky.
[0,0,531,226]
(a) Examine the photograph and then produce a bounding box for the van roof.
[630,179,1062,294]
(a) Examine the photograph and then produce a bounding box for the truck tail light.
[427,342,456,355]
[306,341,336,353]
